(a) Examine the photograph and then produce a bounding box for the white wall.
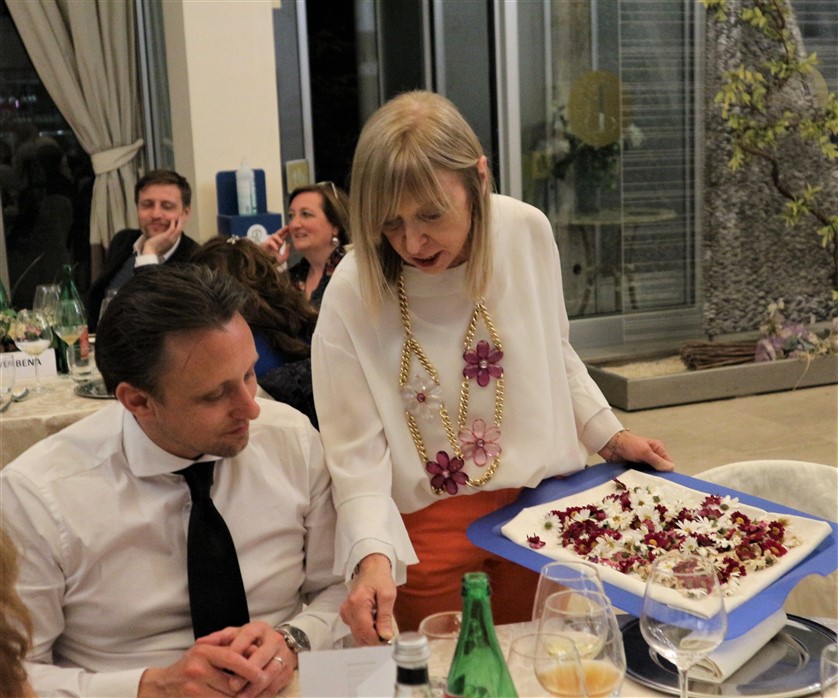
[162,0,283,241]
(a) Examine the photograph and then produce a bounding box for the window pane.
[519,0,696,321]
[0,0,93,306]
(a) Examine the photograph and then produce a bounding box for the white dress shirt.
[1,398,345,697]
[312,194,623,583]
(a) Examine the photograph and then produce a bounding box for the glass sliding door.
[497,0,701,348]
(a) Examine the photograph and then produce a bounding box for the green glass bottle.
[57,264,89,372]
[59,264,88,308]
[444,572,518,698]
[0,277,10,310]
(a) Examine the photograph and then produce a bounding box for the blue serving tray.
[466,462,838,639]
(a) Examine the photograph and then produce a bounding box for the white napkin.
[687,609,787,683]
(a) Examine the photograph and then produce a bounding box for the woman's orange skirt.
[395,488,540,632]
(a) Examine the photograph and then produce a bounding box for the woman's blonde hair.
[350,90,493,310]
[0,527,33,698]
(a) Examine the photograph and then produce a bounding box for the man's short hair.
[134,169,192,208]
[95,265,248,396]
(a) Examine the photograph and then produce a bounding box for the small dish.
[623,614,837,697]
[73,380,113,400]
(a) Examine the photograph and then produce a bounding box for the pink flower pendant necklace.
[397,273,505,495]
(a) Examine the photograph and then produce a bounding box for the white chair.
[699,459,838,619]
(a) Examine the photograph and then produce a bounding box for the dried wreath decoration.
[534,477,802,596]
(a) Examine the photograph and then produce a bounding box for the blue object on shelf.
[216,169,283,240]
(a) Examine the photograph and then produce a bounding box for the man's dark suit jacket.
[87,228,199,332]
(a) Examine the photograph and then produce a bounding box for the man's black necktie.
[180,461,250,639]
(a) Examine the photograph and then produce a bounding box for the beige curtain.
[7,0,144,256]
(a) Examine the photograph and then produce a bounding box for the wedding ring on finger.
[272,655,285,671]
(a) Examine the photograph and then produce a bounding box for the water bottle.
[393,632,434,698]
[236,160,257,215]
[445,572,518,697]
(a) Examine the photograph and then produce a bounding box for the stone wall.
[702,0,838,336]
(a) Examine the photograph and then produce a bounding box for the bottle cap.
[392,632,430,669]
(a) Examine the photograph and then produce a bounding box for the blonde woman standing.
[312,91,674,645]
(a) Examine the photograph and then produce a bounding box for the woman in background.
[0,527,36,698]
[264,182,350,306]
[312,91,674,644]
[191,236,320,425]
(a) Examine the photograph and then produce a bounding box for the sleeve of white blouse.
[312,289,418,585]
[537,207,624,454]
[293,426,351,648]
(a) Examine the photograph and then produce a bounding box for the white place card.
[3,349,58,379]
[299,644,394,697]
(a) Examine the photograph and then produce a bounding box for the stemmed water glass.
[33,284,60,325]
[533,560,606,621]
[640,553,727,698]
[53,299,87,346]
[11,310,53,393]
[538,590,626,697]
[53,298,87,364]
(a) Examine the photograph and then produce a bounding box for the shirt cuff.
[345,540,401,585]
[87,667,145,697]
[134,253,160,267]
[581,409,625,456]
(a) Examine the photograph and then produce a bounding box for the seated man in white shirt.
[2,265,346,698]
[86,169,199,332]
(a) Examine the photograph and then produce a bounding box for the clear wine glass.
[33,284,60,325]
[533,560,606,621]
[11,310,53,393]
[506,632,586,697]
[53,299,87,348]
[538,590,626,697]
[640,553,727,698]
[0,355,14,410]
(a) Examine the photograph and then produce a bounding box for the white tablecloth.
[0,375,112,467]
[279,618,838,697]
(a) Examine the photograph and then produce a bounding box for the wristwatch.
[276,624,311,654]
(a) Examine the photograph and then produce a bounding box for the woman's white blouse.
[312,194,623,583]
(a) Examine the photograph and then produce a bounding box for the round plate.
[623,615,836,697]
[73,379,113,399]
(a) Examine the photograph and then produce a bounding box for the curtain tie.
[91,138,144,175]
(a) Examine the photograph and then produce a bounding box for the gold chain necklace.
[397,274,505,495]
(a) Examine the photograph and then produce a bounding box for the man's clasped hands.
[138,622,295,698]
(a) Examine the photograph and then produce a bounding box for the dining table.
[277,614,838,696]
[0,374,113,468]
